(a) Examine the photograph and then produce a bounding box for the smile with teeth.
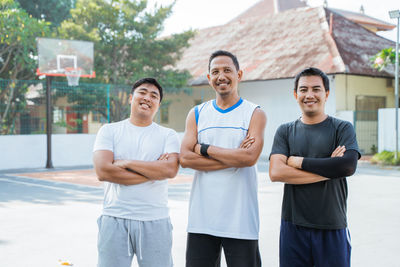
[140,102,151,109]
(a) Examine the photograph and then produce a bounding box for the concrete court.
[0,163,399,267]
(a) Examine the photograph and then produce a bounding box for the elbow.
[238,151,259,167]
[179,154,190,168]
[166,166,179,179]
[269,168,282,182]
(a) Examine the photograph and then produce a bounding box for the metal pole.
[395,17,399,160]
[46,76,53,168]
[107,84,111,123]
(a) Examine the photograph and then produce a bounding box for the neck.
[300,113,328,124]
[129,114,153,127]
[215,94,240,110]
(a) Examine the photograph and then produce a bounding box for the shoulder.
[241,99,260,111]
[97,119,125,134]
[152,122,178,136]
[328,116,354,131]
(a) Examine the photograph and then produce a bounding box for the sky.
[150,0,399,42]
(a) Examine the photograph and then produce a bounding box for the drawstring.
[138,221,143,260]
[127,220,132,256]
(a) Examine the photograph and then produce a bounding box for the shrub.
[370,151,400,166]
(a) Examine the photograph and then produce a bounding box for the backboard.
[36,38,95,78]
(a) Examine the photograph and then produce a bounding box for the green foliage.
[58,0,194,88]
[16,0,73,27]
[0,0,51,79]
[371,150,400,166]
[371,47,399,71]
[0,0,51,133]
[57,0,195,121]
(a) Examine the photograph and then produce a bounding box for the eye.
[224,69,231,73]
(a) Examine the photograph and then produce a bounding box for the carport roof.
[174,6,395,86]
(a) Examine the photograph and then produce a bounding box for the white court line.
[0,177,103,200]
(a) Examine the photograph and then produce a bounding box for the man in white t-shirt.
[93,77,180,267]
[180,50,267,267]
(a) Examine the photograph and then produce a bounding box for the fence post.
[107,84,111,123]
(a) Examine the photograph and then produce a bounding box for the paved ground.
[0,162,399,267]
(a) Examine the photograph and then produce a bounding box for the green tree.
[57,0,194,122]
[16,0,73,27]
[0,0,50,133]
[371,47,399,71]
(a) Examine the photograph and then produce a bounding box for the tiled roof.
[174,6,395,85]
[330,8,395,32]
[327,8,395,77]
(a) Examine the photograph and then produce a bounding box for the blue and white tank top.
[187,98,260,240]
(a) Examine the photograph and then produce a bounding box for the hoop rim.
[36,68,96,78]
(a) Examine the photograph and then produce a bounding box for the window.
[355,96,386,121]
[160,104,169,124]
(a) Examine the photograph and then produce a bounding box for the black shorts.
[186,233,261,267]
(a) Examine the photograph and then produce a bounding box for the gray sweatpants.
[97,215,173,267]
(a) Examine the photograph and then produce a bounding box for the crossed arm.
[93,150,179,185]
[269,146,347,185]
[179,108,266,171]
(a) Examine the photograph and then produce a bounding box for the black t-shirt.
[270,116,360,229]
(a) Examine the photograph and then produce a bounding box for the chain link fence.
[0,79,134,135]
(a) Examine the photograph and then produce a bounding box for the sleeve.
[336,121,361,159]
[163,129,180,154]
[269,124,290,158]
[302,150,359,179]
[93,124,114,152]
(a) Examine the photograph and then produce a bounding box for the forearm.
[207,145,259,167]
[117,159,178,180]
[269,157,328,184]
[180,150,230,171]
[301,150,359,178]
[95,164,149,185]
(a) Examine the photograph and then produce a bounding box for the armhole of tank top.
[194,105,199,125]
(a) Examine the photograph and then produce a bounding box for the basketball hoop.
[65,67,82,86]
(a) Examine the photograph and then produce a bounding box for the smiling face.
[207,55,242,98]
[130,83,161,121]
[294,75,329,121]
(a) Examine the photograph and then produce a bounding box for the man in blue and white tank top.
[180,50,267,267]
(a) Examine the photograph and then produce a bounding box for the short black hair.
[131,77,163,102]
[294,67,330,92]
[208,50,240,72]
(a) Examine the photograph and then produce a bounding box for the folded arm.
[200,108,267,167]
[93,150,150,185]
[179,108,230,171]
[269,154,328,184]
[113,152,179,180]
[287,146,359,179]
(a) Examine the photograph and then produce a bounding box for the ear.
[129,93,133,104]
[237,70,243,82]
[293,90,298,100]
[207,73,212,86]
[325,90,330,101]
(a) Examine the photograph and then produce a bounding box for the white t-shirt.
[93,119,180,221]
[187,98,260,240]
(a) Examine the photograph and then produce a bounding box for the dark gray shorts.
[97,215,173,267]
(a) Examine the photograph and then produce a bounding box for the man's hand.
[331,145,346,157]
[113,159,128,168]
[287,156,303,169]
[240,134,255,149]
[158,153,169,160]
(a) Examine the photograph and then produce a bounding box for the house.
[161,0,397,156]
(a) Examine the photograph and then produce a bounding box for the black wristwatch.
[200,143,210,158]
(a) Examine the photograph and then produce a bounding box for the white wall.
[0,134,97,170]
[239,76,336,159]
[378,108,400,153]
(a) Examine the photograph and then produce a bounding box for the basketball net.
[65,67,82,86]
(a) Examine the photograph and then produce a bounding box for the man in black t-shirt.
[269,67,360,267]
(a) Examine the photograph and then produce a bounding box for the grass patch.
[370,151,400,166]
